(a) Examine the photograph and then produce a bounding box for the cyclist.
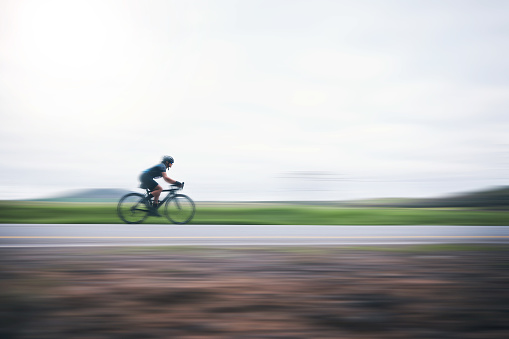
[140,155,182,216]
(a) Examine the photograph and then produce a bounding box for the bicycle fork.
[174,197,182,210]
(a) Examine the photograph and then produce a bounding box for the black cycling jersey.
[142,163,166,179]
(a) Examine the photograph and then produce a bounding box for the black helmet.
[162,155,174,164]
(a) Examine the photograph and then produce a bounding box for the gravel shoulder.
[1,245,509,338]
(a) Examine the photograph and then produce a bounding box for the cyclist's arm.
[161,172,177,185]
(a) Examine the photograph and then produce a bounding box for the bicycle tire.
[164,194,195,224]
[117,193,150,224]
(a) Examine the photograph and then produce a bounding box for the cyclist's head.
[162,155,174,168]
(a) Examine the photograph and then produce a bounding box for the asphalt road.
[1,224,508,247]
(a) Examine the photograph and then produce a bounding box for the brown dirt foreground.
[1,245,509,339]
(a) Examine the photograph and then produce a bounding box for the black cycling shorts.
[139,174,159,191]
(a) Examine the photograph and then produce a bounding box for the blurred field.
[1,201,509,225]
[1,245,509,338]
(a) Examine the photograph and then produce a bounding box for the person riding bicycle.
[140,155,182,216]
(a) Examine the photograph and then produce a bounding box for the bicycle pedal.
[148,210,162,217]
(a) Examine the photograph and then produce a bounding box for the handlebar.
[171,181,184,189]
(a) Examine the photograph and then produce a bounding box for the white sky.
[0,0,508,200]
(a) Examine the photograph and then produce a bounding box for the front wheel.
[117,193,149,224]
[164,194,195,224]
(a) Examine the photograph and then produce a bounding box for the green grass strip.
[1,201,509,225]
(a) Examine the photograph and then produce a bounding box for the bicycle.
[117,183,195,224]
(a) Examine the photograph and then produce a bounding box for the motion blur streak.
[1,246,509,338]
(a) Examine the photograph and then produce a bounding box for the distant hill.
[25,185,509,207]
[343,186,509,208]
[34,188,135,202]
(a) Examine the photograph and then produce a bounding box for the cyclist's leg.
[151,185,163,206]
[140,176,161,205]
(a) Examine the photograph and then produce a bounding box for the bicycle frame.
[118,182,194,224]
[144,185,181,210]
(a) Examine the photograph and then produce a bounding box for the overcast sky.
[1,0,508,201]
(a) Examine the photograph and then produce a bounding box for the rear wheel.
[117,193,149,224]
[164,194,195,224]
